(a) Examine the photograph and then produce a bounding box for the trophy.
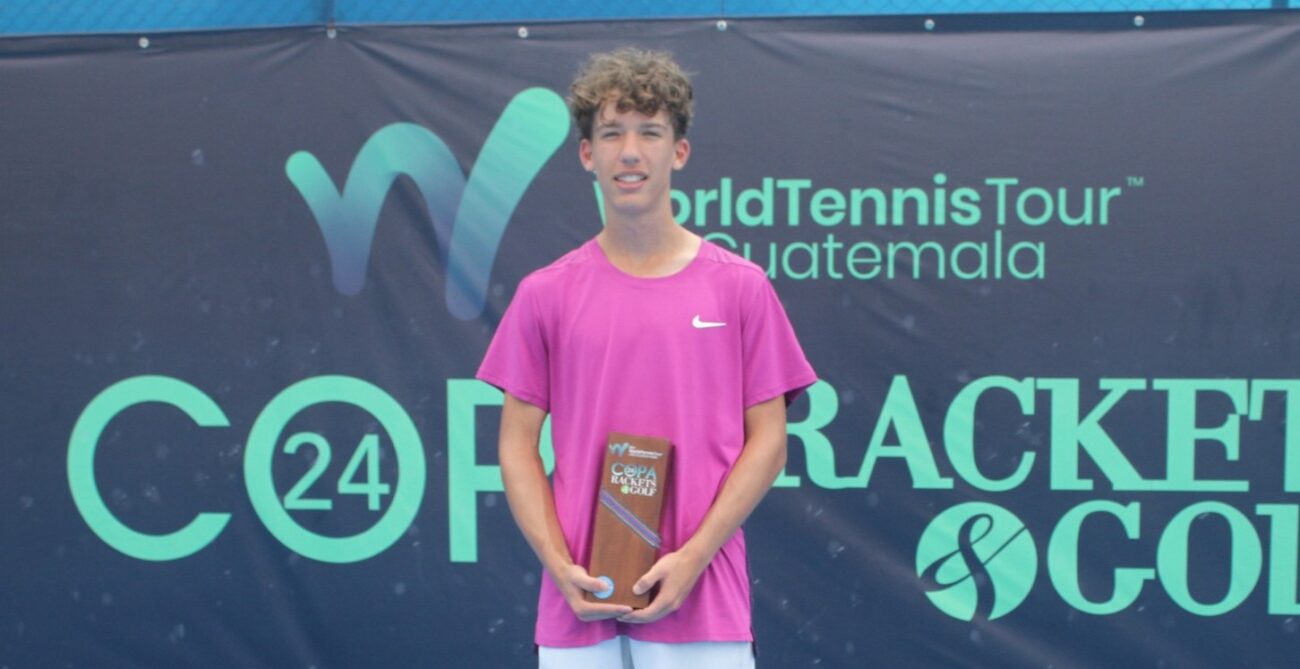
[584,432,673,608]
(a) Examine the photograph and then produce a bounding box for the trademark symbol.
[1127,176,1145,187]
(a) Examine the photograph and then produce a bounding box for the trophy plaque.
[584,432,673,609]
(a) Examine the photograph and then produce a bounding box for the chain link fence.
[0,0,1291,36]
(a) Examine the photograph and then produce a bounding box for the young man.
[477,47,816,668]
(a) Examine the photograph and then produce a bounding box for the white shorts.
[538,635,755,669]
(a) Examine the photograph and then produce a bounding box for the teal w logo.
[609,442,630,456]
[285,88,569,319]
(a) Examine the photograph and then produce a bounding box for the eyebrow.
[595,120,669,131]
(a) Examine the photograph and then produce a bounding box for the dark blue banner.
[3,13,1300,667]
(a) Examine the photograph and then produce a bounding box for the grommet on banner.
[138,36,149,49]
[924,18,936,31]
[716,20,728,32]
[1134,15,1145,27]
[517,26,529,39]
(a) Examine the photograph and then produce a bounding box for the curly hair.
[568,47,694,141]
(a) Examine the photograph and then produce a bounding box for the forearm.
[498,393,633,620]
[680,397,788,563]
[499,447,574,577]
[619,397,789,622]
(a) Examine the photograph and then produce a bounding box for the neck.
[600,208,682,257]
[597,210,700,278]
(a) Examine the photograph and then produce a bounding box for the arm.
[498,392,633,621]
[620,394,788,623]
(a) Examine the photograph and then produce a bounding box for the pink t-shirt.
[477,237,816,647]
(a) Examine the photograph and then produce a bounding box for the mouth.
[613,173,648,185]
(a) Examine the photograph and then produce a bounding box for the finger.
[632,565,664,596]
[618,603,666,624]
[576,574,608,593]
[561,566,607,594]
[620,592,673,624]
[577,602,634,621]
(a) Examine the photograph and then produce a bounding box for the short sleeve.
[741,278,818,408]
[476,276,551,412]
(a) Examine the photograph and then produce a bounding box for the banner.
[3,13,1299,667]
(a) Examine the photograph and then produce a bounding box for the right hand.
[552,563,634,622]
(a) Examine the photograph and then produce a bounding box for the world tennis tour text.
[592,174,1139,281]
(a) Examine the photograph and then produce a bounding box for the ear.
[579,138,594,172]
[673,137,691,171]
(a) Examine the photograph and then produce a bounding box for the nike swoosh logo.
[692,315,726,329]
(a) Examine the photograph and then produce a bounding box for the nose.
[618,134,641,164]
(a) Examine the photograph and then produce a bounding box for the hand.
[619,548,708,624]
[552,563,634,622]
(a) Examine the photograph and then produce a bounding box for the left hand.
[618,548,709,624]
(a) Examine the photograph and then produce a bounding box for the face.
[579,101,690,223]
